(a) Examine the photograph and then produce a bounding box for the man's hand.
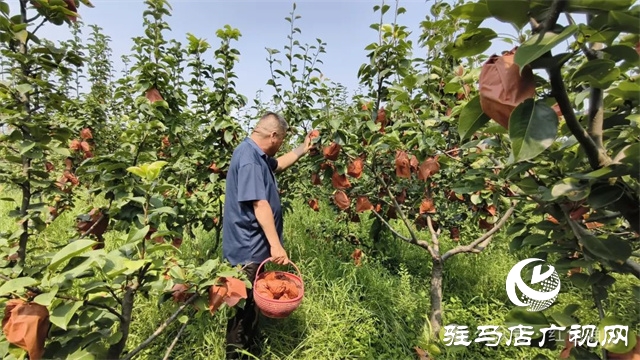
[304,129,319,154]
[270,245,289,265]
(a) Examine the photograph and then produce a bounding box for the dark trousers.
[225,262,262,359]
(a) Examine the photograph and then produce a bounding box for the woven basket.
[253,257,304,319]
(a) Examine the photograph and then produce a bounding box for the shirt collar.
[245,137,267,158]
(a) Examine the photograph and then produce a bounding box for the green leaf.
[445,28,497,58]
[458,96,491,140]
[66,347,96,360]
[149,206,177,216]
[0,2,9,15]
[567,0,635,12]
[50,301,83,331]
[505,308,550,336]
[50,145,71,157]
[509,99,559,162]
[587,184,625,209]
[551,177,590,201]
[450,2,492,21]
[608,10,640,34]
[514,25,578,70]
[549,311,578,327]
[602,45,640,63]
[48,239,97,272]
[15,83,32,95]
[507,222,526,235]
[581,234,632,263]
[486,0,529,28]
[126,166,146,179]
[14,30,27,44]
[145,161,168,181]
[33,286,58,306]
[0,277,38,295]
[522,234,549,247]
[571,59,620,89]
[608,80,640,100]
[127,225,150,243]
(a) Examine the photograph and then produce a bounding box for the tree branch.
[162,320,188,360]
[623,259,640,279]
[442,202,517,262]
[371,210,436,258]
[542,0,566,34]
[123,294,199,360]
[548,66,609,169]
[426,216,440,257]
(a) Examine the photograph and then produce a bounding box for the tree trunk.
[108,287,135,359]
[430,257,444,336]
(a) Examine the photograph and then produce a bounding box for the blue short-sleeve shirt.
[222,137,283,266]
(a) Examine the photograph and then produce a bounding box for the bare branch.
[542,0,566,34]
[162,321,188,360]
[123,294,199,360]
[371,210,437,258]
[426,216,440,257]
[442,202,517,262]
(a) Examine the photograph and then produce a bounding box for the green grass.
[0,189,638,359]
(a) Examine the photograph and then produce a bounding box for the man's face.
[267,129,286,156]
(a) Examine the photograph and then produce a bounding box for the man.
[222,111,313,359]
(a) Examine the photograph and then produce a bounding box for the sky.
[8,0,519,103]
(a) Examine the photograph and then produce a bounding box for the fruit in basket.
[255,272,299,300]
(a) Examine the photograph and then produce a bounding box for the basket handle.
[256,257,302,281]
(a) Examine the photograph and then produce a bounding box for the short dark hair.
[260,111,288,133]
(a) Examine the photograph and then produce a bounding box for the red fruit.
[347,157,363,178]
[333,191,350,210]
[311,172,322,185]
[419,198,436,214]
[145,87,163,103]
[69,139,81,151]
[80,128,93,140]
[355,196,373,213]
[395,150,411,179]
[323,142,341,161]
[308,199,319,212]
[331,171,351,190]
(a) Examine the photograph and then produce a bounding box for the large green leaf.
[450,1,491,22]
[551,177,590,201]
[50,301,84,331]
[608,10,640,34]
[33,285,58,307]
[587,184,625,209]
[509,99,559,162]
[514,25,578,70]
[571,59,620,88]
[581,234,632,262]
[608,80,640,100]
[504,308,550,337]
[48,239,97,272]
[567,0,635,13]
[445,28,497,58]
[457,96,491,140]
[486,0,529,29]
[602,45,640,63]
[0,277,38,295]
